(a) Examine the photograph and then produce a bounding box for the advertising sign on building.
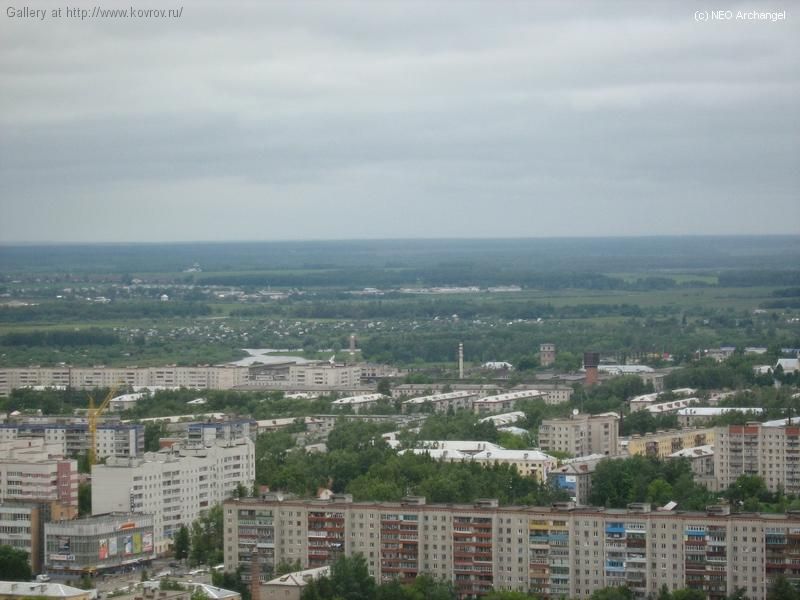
[99,539,108,560]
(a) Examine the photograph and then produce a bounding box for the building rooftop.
[264,566,331,588]
[471,449,555,462]
[668,444,714,459]
[0,582,93,598]
[676,407,764,417]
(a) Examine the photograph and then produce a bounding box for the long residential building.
[472,391,545,415]
[622,428,716,459]
[0,422,143,460]
[91,438,255,551]
[224,494,800,600]
[402,391,479,414]
[715,422,800,494]
[0,366,250,396]
[538,413,619,457]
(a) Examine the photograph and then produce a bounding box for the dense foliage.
[255,421,568,506]
[0,545,32,581]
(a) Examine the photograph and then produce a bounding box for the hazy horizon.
[2,1,798,243]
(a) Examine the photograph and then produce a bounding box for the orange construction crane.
[87,384,119,467]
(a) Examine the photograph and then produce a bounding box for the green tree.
[767,575,800,600]
[646,478,674,506]
[726,587,748,600]
[189,504,224,566]
[301,554,375,600]
[275,559,302,577]
[589,586,634,600]
[174,525,190,560]
[671,590,707,600]
[0,545,32,581]
[78,482,92,516]
[377,379,392,396]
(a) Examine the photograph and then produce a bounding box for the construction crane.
[87,384,119,467]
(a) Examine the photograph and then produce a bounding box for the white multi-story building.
[0,439,78,510]
[91,438,255,551]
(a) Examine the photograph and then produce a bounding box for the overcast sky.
[1,1,798,243]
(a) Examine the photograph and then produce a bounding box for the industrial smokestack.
[349,334,356,355]
[458,343,464,380]
[250,549,260,600]
[583,352,600,387]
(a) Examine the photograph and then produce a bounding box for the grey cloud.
[0,0,797,242]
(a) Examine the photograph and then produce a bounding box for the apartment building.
[538,413,619,457]
[331,394,388,414]
[0,439,78,509]
[0,503,43,573]
[0,366,250,396]
[547,454,606,506]
[402,391,479,414]
[223,495,800,600]
[715,423,800,494]
[472,391,545,415]
[623,428,716,459]
[288,365,361,388]
[92,439,255,550]
[0,423,143,460]
[0,500,76,574]
[186,420,257,446]
[676,407,764,428]
[404,446,556,483]
[44,512,155,576]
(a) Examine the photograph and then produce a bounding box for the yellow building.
[623,427,715,458]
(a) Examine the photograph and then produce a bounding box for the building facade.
[402,391,479,414]
[92,439,255,550]
[538,413,619,457]
[44,513,155,575]
[223,495,800,600]
[0,440,78,509]
[623,428,716,460]
[472,391,545,415]
[0,423,143,461]
[715,423,800,494]
[0,366,250,396]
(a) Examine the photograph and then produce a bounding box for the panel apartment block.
[715,423,800,494]
[224,495,800,600]
[92,439,255,551]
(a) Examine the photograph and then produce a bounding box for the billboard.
[123,535,133,555]
[109,537,118,556]
[133,533,142,554]
[57,536,71,553]
[99,538,108,560]
[143,532,153,553]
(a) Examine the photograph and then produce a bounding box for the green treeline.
[231,299,648,320]
[0,301,212,323]
[0,328,118,346]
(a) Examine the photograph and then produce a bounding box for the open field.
[1,237,798,368]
